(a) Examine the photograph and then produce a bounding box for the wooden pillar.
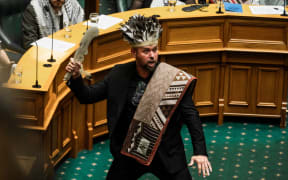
[84,0,100,19]
[218,52,226,125]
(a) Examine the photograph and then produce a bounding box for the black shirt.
[111,66,154,157]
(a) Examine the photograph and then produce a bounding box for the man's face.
[132,45,159,72]
[50,0,65,11]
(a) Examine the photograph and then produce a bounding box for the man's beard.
[144,60,157,72]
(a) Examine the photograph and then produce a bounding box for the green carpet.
[56,118,287,179]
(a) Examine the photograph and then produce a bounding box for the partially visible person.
[22,0,84,49]
[0,41,11,68]
[223,0,283,5]
[223,0,251,4]
[0,84,55,179]
[130,0,197,9]
[0,86,24,180]
[258,0,283,5]
[0,40,15,84]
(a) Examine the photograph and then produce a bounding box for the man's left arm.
[22,4,39,50]
[180,84,212,177]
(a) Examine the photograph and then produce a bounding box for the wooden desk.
[4,4,288,177]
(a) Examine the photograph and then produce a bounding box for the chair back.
[0,0,31,54]
[116,0,133,12]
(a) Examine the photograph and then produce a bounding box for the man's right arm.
[22,5,40,49]
[66,61,108,104]
[67,76,107,104]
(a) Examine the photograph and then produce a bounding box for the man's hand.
[188,155,212,178]
[65,58,81,79]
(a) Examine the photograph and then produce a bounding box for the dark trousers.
[106,154,192,180]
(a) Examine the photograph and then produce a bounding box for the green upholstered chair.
[0,0,30,60]
[78,0,85,8]
[116,0,133,12]
[99,0,117,14]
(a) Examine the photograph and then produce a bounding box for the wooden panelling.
[83,46,92,70]
[46,122,52,163]
[228,65,251,106]
[224,65,252,114]
[13,91,44,126]
[16,97,38,121]
[166,54,220,116]
[44,86,56,121]
[162,19,224,52]
[256,67,283,115]
[71,96,87,151]
[92,31,132,70]
[194,65,219,107]
[227,19,287,50]
[15,129,42,156]
[93,123,108,138]
[94,100,107,127]
[61,100,72,148]
[195,64,220,116]
[226,52,286,65]
[96,31,129,60]
[50,111,60,161]
[48,96,74,166]
[56,61,70,96]
[87,71,109,140]
[164,52,221,66]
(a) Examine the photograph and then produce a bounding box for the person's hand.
[188,155,212,178]
[65,58,81,79]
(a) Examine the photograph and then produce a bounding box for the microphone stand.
[216,0,224,14]
[32,41,41,88]
[47,26,56,63]
[43,6,54,67]
[281,0,287,16]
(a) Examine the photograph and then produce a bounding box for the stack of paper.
[249,6,284,15]
[83,15,123,30]
[31,37,75,52]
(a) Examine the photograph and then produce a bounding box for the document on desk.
[32,37,75,52]
[249,6,284,15]
[83,15,123,30]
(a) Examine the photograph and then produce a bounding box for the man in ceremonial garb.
[65,14,212,180]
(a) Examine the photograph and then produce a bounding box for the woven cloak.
[121,62,197,165]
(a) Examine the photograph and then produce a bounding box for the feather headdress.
[120,14,162,47]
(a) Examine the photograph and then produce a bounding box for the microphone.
[216,0,224,14]
[32,41,41,88]
[281,0,288,16]
[44,5,56,65]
